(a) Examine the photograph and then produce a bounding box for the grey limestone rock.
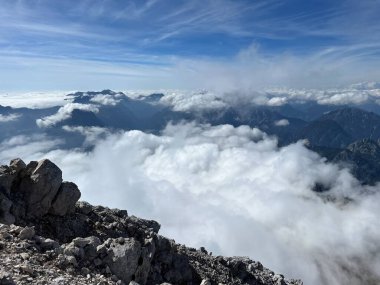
[9,158,26,173]
[18,226,35,240]
[104,238,143,284]
[0,158,81,221]
[50,182,81,216]
[18,159,63,218]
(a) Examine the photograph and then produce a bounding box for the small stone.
[40,238,59,250]
[116,237,125,245]
[65,255,78,267]
[94,258,103,266]
[20,253,30,260]
[76,201,93,215]
[63,243,82,257]
[0,232,12,240]
[18,227,35,240]
[200,279,211,285]
[19,264,34,275]
[96,244,108,256]
[200,247,208,254]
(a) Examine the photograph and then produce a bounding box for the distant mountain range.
[2,89,380,184]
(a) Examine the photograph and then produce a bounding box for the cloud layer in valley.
[159,82,380,112]
[0,113,21,122]
[0,91,70,108]
[1,122,379,285]
[36,103,99,128]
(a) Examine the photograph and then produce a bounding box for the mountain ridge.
[2,90,380,185]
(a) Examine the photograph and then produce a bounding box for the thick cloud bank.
[89,93,123,106]
[0,113,20,122]
[0,123,379,285]
[0,91,69,108]
[36,103,99,128]
[158,83,380,112]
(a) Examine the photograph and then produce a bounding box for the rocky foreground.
[0,158,302,285]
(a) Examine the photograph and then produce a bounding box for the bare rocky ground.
[0,158,302,285]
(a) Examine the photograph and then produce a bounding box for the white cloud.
[36,103,99,128]
[3,82,380,116]
[267,86,380,106]
[274,119,289,126]
[0,91,70,108]
[155,83,380,113]
[160,90,226,112]
[1,123,379,285]
[62,125,110,145]
[267,96,288,106]
[0,113,21,122]
[89,94,123,106]
[168,43,380,92]
[0,135,63,161]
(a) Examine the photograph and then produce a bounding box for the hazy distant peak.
[349,81,380,90]
[69,90,127,106]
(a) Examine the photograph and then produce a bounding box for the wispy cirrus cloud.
[0,0,379,91]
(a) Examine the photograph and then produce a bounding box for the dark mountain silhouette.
[0,104,58,141]
[333,139,380,185]
[297,120,352,148]
[318,108,380,141]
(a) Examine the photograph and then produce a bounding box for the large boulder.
[104,238,155,284]
[104,238,141,283]
[0,158,81,221]
[17,159,63,218]
[50,182,81,216]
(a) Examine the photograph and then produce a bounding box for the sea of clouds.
[159,82,380,112]
[0,120,379,285]
[2,82,380,112]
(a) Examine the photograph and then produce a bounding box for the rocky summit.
[0,158,302,285]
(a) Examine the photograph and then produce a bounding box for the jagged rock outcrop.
[0,158,302,285]
[0,158,80,223]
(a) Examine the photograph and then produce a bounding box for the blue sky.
[1,0,380,91]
